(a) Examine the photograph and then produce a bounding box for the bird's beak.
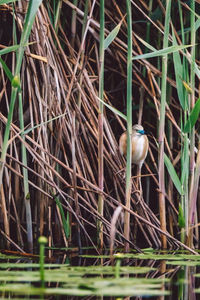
[138,129,145,135]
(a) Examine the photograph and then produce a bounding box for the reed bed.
[0,0,199,254]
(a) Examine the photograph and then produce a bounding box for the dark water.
[0,249,200,299]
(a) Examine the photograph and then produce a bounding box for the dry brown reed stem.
[0,228,24,252]
[63,0,97,105]
[0,185,10,248]
[4,144,197,254]
[72,112,81,248]
[0,1,199,254]
[2,111,196,253]
[1,5,146,250]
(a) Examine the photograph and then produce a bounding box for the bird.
[119,124,149,191]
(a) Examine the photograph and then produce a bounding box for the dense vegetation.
[0,0,199,254]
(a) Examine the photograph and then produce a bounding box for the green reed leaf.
[0,57,13,81]
[133,44,192,60]
[104,19,123,50]
[184,97,200,133]
[172,30,185,110]
[55,196,70,239]
[164,154,183,195]
[96,96,127,121]
[0,44,23,56]
[134,34,156,52]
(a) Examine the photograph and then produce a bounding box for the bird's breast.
[119,132,149,166]
[132,135,148,165]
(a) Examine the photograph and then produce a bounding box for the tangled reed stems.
[0,0,199,255]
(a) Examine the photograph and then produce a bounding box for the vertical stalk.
[142,0,153,206]
[189,140,200,227]
[178,0,189,243]
[124,0,132,252]
[71,0,78,48]
[19,91,33,252]
[142,0,153,78]
[0,87,18,186]
[0,0,42,188]
[97,0,104,250]
[158,0,171,249]
[188,0,196,246]
[77,0,89,109]
[72,112,81,249]
[38,236,47,289]
[0,86,17,244]
[54,0,62,32]
[0,185,10,247]
[81,0,89,40]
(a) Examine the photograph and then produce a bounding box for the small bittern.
[119,124,149,191]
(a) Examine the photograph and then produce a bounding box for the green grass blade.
[184,97,200,133]
[195,18,200,31]
[54,0,62,31]
[133,44,192,60]
[104,19,123,50]
[0,45,24,56]
[0,0,43,204]
[23,113,67,135]
[194,62,200,79]
[135,34,156,52]
[55,197,70,239]
[172,30,185,110]
[18,91,33,251]
[15,0,43,75]
[164,154,183,195]
[181,138,189,185]
[0,58,13,82]
[97,96,127,121]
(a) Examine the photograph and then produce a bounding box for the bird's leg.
[133,165,142,204]
[137,164,142,195]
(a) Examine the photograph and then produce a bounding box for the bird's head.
[132,124,146,136]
